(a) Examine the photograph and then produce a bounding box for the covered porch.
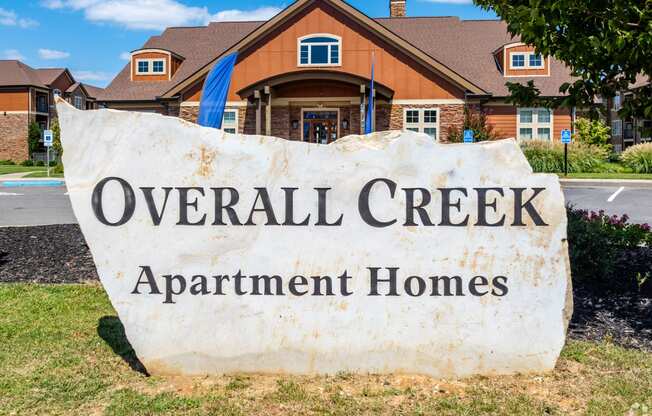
[237,70,394,142]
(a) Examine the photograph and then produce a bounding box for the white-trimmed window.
[298,34,341,67]
[611,120,622,136]
[510,52,544,69]
[517,108,552,140]
[613,94,622,111]
[74,96,83,110]
[403,108,439,141]
[222,110,238,134]
[135,59,166,75]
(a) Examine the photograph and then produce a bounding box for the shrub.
[520,140,608,173]
[35,161,45,167]
[574,118,611,149]
[20,159,34,167]
[53,163,64,174]
[48,160,57,167]
[446,107,500,143]
[0,159,16,165]
[620,142,652,173]
[567,206,652,293]
[51,118,64,173]
[27,122,42,156]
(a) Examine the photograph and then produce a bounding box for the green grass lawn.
[0,165,46,175]
[1,284,651,415]
[22,170,64,178]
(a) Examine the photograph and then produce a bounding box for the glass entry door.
[302,110,338,144]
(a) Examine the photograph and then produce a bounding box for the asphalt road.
[1,183,651,227]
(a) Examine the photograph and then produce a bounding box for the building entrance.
[302,110,339,144]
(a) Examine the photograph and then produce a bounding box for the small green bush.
[0,159,16,165]
[620,142,652,173]
[574,118,611,149]
[35,160,45,167]
[28,122,42,156]
[20,159,34,167]
[48,160,57,167]
[520,140,608,173]
[53,163,64,174]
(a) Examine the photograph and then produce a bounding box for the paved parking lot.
[1,182,650,227]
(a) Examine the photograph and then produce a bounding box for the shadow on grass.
[98,316,149,376]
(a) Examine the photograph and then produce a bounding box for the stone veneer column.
[0,113,29,161]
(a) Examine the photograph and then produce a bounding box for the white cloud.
[0,7,39,28]
[41,0,282,30]
[207,6,282,23]
[38,48,71,60]
[3,49,26,60]
[119,51,131,60]
[73,70,112,81]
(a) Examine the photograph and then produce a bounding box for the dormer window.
[135,59,166,75]
[510,52,544,69]
[298,34,341,67]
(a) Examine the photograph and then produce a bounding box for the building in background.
[607,76,651,152]
[0,60,103,161]
[99,0,574,145]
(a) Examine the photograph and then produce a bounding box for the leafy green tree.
[474,0,652,121]
[574,118,611,148]
[50,117,64,173]
[27,122,42,157]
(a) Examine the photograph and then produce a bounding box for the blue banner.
[364,55,375,135]
[198,52,238,129]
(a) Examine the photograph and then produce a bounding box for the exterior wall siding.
[0,113,29,161]
[131,52,171,82]
[0,90,30,111]
[182,2,465,103]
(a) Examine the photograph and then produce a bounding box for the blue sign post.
[561,129,572,176]
[43,130,53,178]
[463,129,474,143]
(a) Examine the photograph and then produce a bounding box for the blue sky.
[0,0,496,88]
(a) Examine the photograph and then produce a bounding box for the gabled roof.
[34,68,68,86]
[0,60,47,88]
[101,0,574,102]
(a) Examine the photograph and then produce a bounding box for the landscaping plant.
[446,107,500,143]
[27,121,42,157]
[520,140,608,173]
[620,142,652,173]
[574,118,611,149]
[567,206,652,294]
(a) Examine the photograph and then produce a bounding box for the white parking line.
[0,192,24,196]
[607,186,625,202]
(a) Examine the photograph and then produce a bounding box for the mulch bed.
[1,224,651,351]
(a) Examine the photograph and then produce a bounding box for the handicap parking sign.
[561,129,572,144]
[463,129,474,143]
[43,130,53,147]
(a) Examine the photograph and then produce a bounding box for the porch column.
[255,90,262,135]
[359,84,366,135]
[265,85,272,136]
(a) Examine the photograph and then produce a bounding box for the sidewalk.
[0,171,41,179]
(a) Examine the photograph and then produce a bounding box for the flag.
[198,52,238,129]
[364,53,375,134]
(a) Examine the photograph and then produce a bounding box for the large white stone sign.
[58,101,572,377]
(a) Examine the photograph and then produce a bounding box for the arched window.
[298,34,341,66]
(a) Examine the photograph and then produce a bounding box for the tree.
[50,118,64,173]
[474,0,652,121]
[27,122,42,158]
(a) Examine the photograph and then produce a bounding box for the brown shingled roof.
[34,68,67,86]
[101,16,573,102]
[82,83,104,99]
[0,60,47,88]
[101,21,262,101]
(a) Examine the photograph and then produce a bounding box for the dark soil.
[1,224,651,351]
[0,224,98,283]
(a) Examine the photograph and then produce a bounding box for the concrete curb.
[559,178,652,188]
